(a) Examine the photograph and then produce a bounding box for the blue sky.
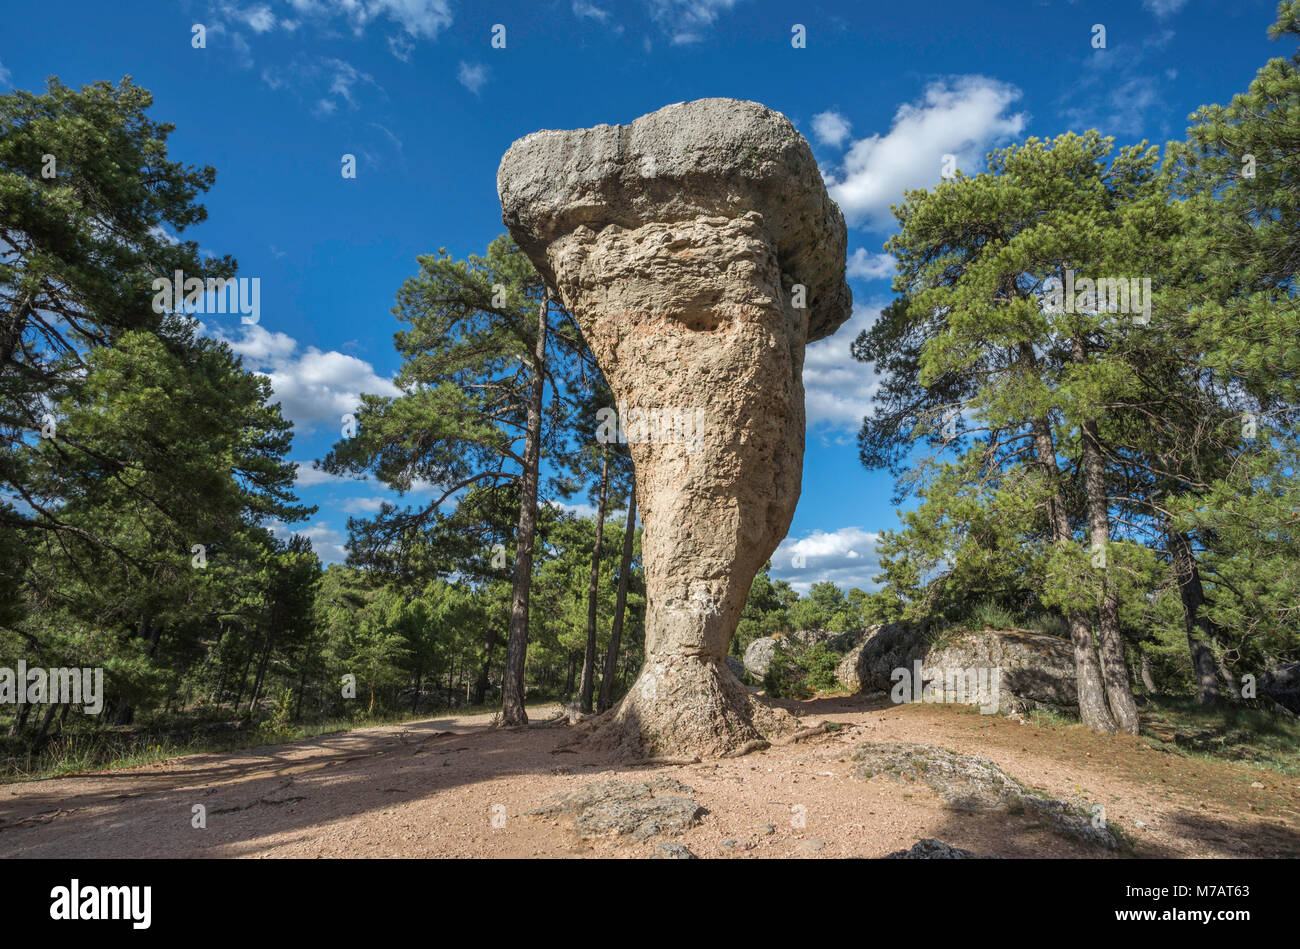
[0,0,1285,591]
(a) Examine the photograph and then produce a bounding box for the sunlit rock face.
[499,98,851,757]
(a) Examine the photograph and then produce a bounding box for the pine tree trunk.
[9,700,29,736]
[1140,650,1157,693]
[1218,655,1241,699]
[501,294,548,726]
[33,703,58,750]
[1167,527,1223,706]
[564,651,578,698]
[578,453,609,713]
[471,624,497,706]
[599,481,636,713]
[1030,413,1116,733]
[1081,417,1140,734]
[247,638,273,719]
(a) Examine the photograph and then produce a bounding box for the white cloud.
[269,518,348,562]
[811,110,852,148]
[340,495,392,514]
[846,248,896,281]
[261,57,378,114]
[826,77,1027,230]
[1061,38,1172,140]
[457,61,488,93]
[324,58,376,107]
[223,324,298,363]
[647,0,743,44]
[211,324,400,431]
[549,499,599,519]
[293,461,369,487]
[803,300,885,431]
[771,527,885,594]
[239,3,278,32]
[1143,0,1188,17]
[573,0,610,21]
[284,0,452,38]
[0,60,12,87]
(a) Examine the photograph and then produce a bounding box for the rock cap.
[498,97,851,342]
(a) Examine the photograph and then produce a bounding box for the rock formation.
[498,98,851,757]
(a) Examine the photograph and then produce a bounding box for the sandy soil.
[3,694,1299,858]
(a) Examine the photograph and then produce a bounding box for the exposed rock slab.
[885,839,996,859]
[526,778,703,840]
[836,625,1077,715]
[851,742,1124,851]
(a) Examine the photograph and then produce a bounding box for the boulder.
[835,624,1076,716]
[743,637,779,679]
[885,839,993,859]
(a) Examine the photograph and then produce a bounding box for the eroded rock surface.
[499,99,851,757]
[885,839,994,859]
[852,742,1124,851]
[527,778,703,840]
[836,625,1077,715]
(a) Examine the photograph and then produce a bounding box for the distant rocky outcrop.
[743,637,779,678]
[836,623,1076,715]
[743,628,869,680]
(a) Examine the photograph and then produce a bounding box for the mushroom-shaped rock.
[498,99,852,758]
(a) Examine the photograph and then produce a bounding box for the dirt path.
[3,696,1298,858]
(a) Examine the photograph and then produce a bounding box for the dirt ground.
[3,693,1299,858]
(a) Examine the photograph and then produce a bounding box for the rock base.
[577,654,798,760]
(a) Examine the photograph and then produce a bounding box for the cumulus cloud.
[846,248,896,281]
[825,77,1027,230]
[293,461,368,488]
[0,60,13,87]
[811,110,852,148]
[802,300,885,432]
[771,527,885,594]
[212,324,400,432]
[269,518,348,562]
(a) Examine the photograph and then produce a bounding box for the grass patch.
[1139,695,1300,775]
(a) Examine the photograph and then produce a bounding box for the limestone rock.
[885,839,993,859]
[725,655,746,681]
[852,742,1124,851]
[499,98,851,758]
[527,779,703,840]
[835,623,919,694]
[835,625,1076,715]
[743,637,779,679]
[653,841,698,859]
